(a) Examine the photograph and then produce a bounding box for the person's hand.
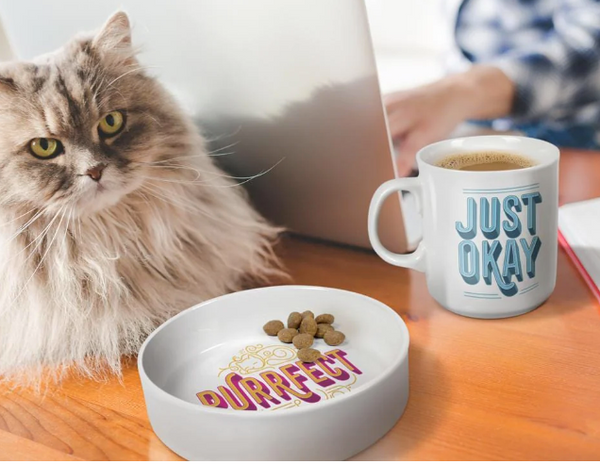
[384,65,515,175]
[384,80,470,174]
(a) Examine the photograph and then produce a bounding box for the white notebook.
[558,197,600,301]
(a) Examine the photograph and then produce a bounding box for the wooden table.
[1,149,600,460]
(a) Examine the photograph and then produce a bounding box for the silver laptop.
[0,0,417,252]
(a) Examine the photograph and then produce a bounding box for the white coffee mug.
[368,136,559,319]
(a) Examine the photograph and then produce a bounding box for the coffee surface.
[436,151,535,171]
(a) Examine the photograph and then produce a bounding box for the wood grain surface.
[1,149,599,460]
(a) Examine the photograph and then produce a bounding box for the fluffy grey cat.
[0,12,280,384]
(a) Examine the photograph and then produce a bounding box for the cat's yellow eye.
[98,110,125,137]
[29,138,62,159]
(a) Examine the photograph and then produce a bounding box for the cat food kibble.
[292,333,314,349]
[277,328,298,343]
[315,323,333,338]
[263,320,284,336]
[262,312,347,362]
[301,310,315,320]
[299,316,317,336]
[315,314,334,324]
[324,330,345,346]
[287,311,302,329]
[297,348,321,363]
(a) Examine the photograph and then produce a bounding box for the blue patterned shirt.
[455,0,600,148]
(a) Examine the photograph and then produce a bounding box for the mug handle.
[368,177,427,272]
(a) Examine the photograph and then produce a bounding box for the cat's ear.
[0,68,20,100]
[93,11,132,54]
[0,76,18,93]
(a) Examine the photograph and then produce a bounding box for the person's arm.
[385,0,600,174]
[384,65,514,174]
[486,0,600,121]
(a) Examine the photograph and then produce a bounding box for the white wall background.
[367,0,449,53]
[0,15,12,61]
[365,0,452,93]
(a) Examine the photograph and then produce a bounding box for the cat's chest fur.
[3,189,228,308]
[0,174,279,382]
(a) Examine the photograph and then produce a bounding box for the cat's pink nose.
[85,164,105,182]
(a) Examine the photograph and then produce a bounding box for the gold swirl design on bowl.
[316,372,358,399]
[272,399,302,411]
[218,344,297,377]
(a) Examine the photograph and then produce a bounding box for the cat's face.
[0,12,184,217]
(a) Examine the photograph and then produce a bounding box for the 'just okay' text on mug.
[455,192,542,297]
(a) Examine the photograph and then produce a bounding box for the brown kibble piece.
[292,333,314,349]
[315,323,333,338]
[277,328,298,343]
[301,310,315,320]
[324,330,345,346]
[299,316,317,336]
[287,312,302,329]
[315,314,334,324]
[297,348,321,363]
[263,320,284,336]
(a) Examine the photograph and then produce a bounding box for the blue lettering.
[458,240,479,285]
[455,193,543,297]
[480,197,501,239]
[482,240,517,296]
[522,192,542,235]
[520,236,542,278]
[502,239,523,283]
[502,195,522,239]
[456,197,477,239]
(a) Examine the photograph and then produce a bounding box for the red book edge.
[558,228,600,303]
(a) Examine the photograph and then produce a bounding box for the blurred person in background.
[385,0,600,174]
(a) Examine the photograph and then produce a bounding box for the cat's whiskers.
[133,160,202,173]
[1,207,48,248]
[133,161,225,181]
[138,175,221,187]
[11,205,64,265]
[203,127,242,144]
[140,109,162,128]
[141,157,284,189]
[207,141,240,155]
[131,151,235,171]
[138,152,235,169]
[106,65,158,88]
[100,87,128,112]
[0,206,38,228]
[91,73,107,107]
[139,142,239,166]
[162,141,240,162]
[137,163,203,180]
[136,158,275,180]
[206,151,236,158]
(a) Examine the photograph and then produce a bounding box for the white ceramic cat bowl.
[138,285,409,460]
